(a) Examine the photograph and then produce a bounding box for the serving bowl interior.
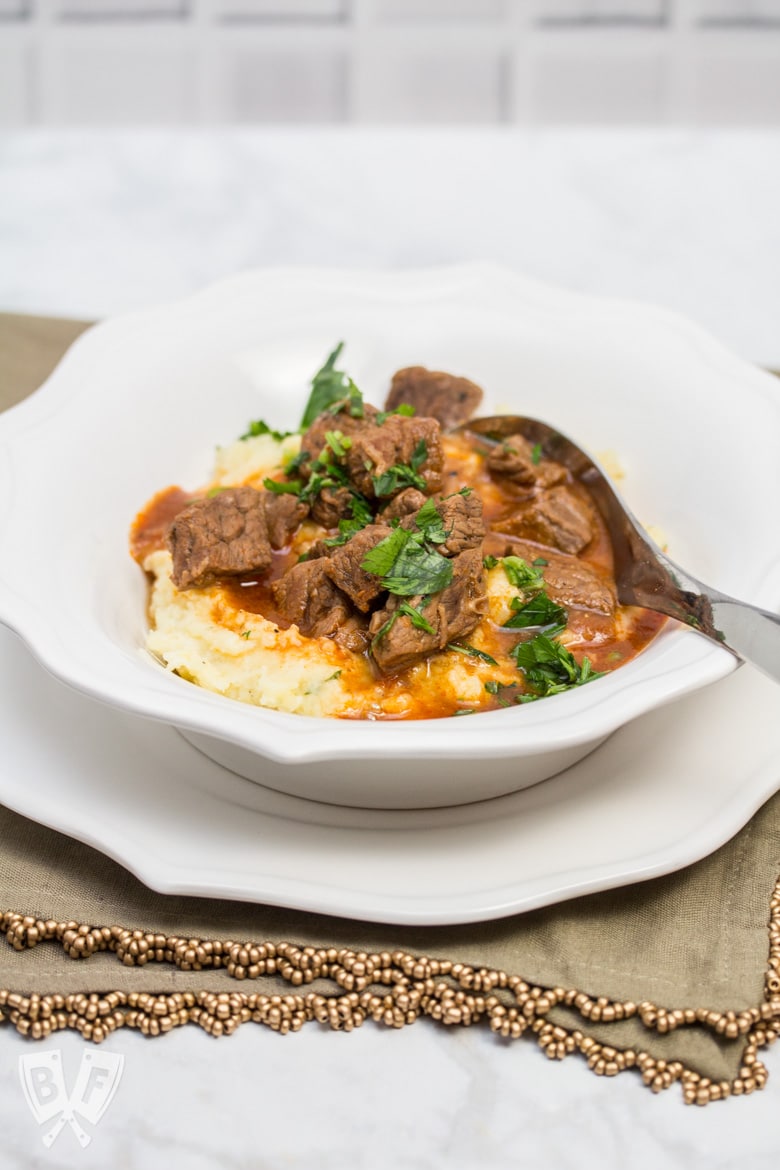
[1,266,778,809]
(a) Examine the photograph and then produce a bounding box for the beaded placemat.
[1,313,779,1106]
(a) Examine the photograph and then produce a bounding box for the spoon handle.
[618,538,780,684]
[582,468,780,683]
[705,595,780,683]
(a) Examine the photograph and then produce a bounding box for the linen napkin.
[1,313,778,1106]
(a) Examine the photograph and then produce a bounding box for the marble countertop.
[1,127,779,1169]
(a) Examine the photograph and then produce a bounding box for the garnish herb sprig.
[512,634,604,701]
[485,555,566,634]
[300,342,365,429]
[372,438,429,499]
[361,500,453,598]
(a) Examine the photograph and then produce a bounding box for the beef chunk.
[310,484,355,529]
[369,548,488,674]
[303,537,336,562]
[541,556,615,616]
[271,559,352,638]
[322,524,392,612]
[403,491,485,557]
[496,486,594,555]
[262,491,309,550]
[483,536,614,615]
[332,613,371,654]
[380,487,428,522]
[386,366,483,432]
[299,403,378,468]
[167,486,272,589]
[485,434,566,491]
[344,414,444,499]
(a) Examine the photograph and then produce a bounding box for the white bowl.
[1,265,778,809]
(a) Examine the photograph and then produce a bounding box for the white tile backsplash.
[220,47,347,120]
[535,1,666,24]
[373,0,506,20]
[354,49,505,123]
[0,0,779,124]
[213,1,347,21]
[52,0,188,17]
[38,38,194,122]
[0,0,29,17]
[531,47,666,121]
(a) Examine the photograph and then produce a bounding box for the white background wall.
[0,1,779,126]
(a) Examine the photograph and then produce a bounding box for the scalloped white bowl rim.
[0,264,778,806]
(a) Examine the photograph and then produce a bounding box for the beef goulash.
[130,343,665,720]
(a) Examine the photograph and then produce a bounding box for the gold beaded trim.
[2,878,779,1106]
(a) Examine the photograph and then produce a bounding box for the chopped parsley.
[324,430,352,458]
[511,633,604,701]
[372,438,429,499]
[531,442,543,465]
[447,642,499,667]
[380,540,452,597]
[485,679,514,707]
[323,494,374,548]
[263,477,303,495]
[504,592,567,634]
[398,600,435,634]
[486,554,568,634]
[372,598,436,649]
[360,525,410,576]
[413,497,447,545]
[297,451,352,505]
[361,524,453,597]
[500,556,547,591]
[240,419,295,443]
[284,448,311,476]
[374,403,416,425]
[300,342,364,429]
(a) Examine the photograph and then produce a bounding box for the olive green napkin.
[1,313,778,1106]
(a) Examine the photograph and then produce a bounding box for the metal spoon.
[461,415,780,684]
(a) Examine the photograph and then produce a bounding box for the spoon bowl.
[461,415,780,685]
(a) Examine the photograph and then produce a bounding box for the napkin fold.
[1,313,778,1106]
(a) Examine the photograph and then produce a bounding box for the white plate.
[1,265,779,808]
[1,624,778,926]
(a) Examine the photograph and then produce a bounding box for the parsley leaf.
[240,419,295,443]
[499,556,547,591]
[360,526,411,577]
[398,600,435,635]
[511,634,604,700]
[381,541,453,596]
[485,679,514,706]
[447,642,499,666]
[263,477,303,495]
[531,442,543,465]
[503,593,567,633]
[369,598,436,651]
[413,497,447,544]
[374,403,416,425]
[299,343,364,429]
[361,526,453,597]
[325,430,352,458]
[323,494,374,548]
[372,439,429,499]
